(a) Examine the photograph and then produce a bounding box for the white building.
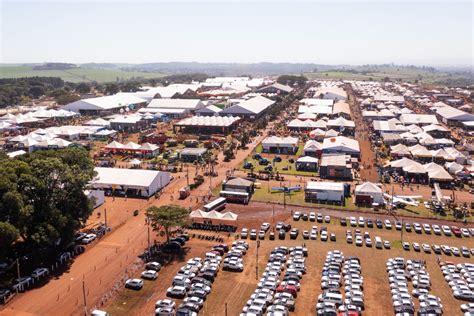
[322,136,360,157]
[147,98,205,114]
[62,94,147,115]
[399,114,439,126]
[304,181,345,202]
[220,95,275,118]
[261,136,299,154]
[91,167,171,197]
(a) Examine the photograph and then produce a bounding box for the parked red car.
[451,226,462,237]
[276,284,298,297]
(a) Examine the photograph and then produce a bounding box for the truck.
[179,186,190,199]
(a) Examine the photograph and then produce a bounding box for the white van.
[375,236,382,249]
[318,292,343,305]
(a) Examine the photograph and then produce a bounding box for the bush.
[133,210,139,216]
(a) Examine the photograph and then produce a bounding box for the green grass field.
[239,143,319,177]
[304,68,471,85]
[0,65,165,83]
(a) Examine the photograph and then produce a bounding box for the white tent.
[220,212,238,221]
[445,162,464,175]
[206,210,222,219]
[129,159,142,165]
[297,156,319,163]
[390,144,411,157]
[309,128,326,139]
[324,129,339,138]
[190,210,206,218]
[297,112,317,120]
[105,140,124,150]
[122,142,141,150]
[423,162,453,181]
[354,182,384,204]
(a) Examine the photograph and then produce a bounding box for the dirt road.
[346,85,379,183]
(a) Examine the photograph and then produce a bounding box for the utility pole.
[186,164,189,186]
[390,185,395,214]
[147,214,151,252]
[400,218,404,243]
[104,208,108,228]
[16,258,20,279]
[82,280,87,316]
[255,240,260,280]
[272,204,275,231]
[208,160,212,198]
[225,302,228,316]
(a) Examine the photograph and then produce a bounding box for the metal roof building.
[91,167,170,197]
[322,136,360,156]
[62,94,147,115]
[173,115,240,134]
[220,95,275,118]
[435,105,474,124]
[148,98,204,109]
[399,114,439,126]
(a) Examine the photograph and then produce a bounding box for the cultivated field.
[0,66,164,83]
[104,205,474,316]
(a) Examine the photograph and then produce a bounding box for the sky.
[0,1,472,66]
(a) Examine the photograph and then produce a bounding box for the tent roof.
[322,136,360,153]
[304,140,323,151]
[355,182,382,194]
[92,167,164,188]
[123,142,141,150]
[297,156,319,163]
[105,141,124,149]
[225,177,253,187]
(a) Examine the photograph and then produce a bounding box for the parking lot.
[102,209,473,315]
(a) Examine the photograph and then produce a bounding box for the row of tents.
[190,209,238,221]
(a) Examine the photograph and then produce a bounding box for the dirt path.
[346,85,379,182]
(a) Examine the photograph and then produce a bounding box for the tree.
[105,83,119,95]
[56,92,80,105]
[0,222,19,257]
[276,75,307,87]
[0,148,95,260]
[146,205,189,243]
[76,82,91,94]
[29,86,45,98]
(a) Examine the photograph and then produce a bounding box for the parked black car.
[0,289,11,304]
[163,241,182,253]
[375,219,383,229]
